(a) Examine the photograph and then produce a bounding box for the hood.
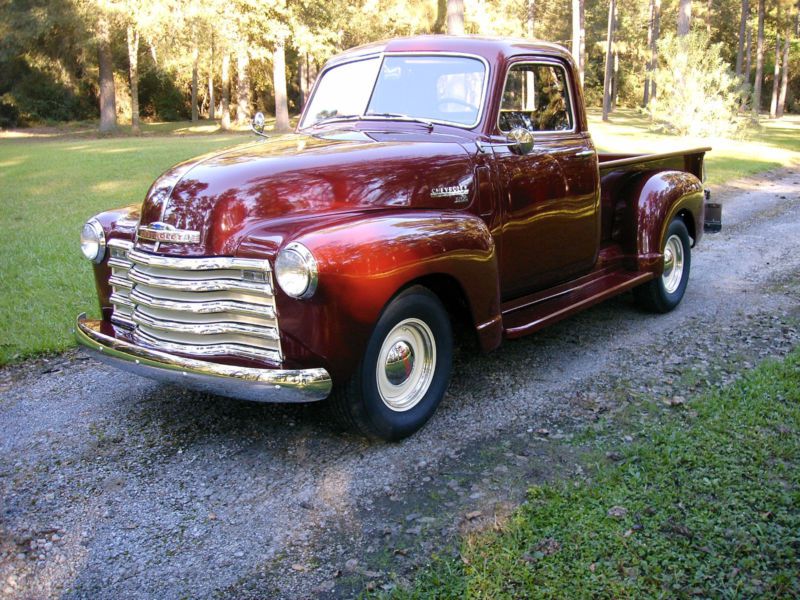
[137,129,476,256]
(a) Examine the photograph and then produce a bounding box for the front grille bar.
[106,239,281,363]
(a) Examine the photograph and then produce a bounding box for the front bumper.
[75,314,332,403]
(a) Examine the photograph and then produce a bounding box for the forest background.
[1,0,798,135]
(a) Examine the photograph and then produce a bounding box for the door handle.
[574,149,595,158]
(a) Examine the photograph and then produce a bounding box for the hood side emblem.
[137,222,200,244]
[431,185,470,204]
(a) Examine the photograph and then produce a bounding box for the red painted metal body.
[86,36,709,385]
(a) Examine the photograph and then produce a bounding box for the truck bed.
[500,147,712,339]
[598,147,711,180]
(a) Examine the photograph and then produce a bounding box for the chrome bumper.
[74,314,332,403]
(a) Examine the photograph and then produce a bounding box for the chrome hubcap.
[376,318,436,412]
[385,341,415,385]
[662,234,684,294]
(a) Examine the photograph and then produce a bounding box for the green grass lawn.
[1,112,799,364]
[589,109,800,185]
[0,123,252,363]
[387,349,800,599]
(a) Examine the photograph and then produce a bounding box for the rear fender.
[623,171,704,274]
[275,211,501,380]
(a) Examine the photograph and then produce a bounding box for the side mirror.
[507,127,534,155]
[251,112,266,136]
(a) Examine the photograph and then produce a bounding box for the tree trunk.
[678,0,692,36]
[571,0,585,87]
[643,0,660,106]
[434,0,447,33]
[706,0,713,36]
[735,0,750,77]
[612,46,619,110]
[602,0,616,121]
[769,35,781,118]
[299,53,309,110]
[97,14,117,133]
[777,31,791,118]
[579,3,585,87]
[526,0,536,37]
[221,52,231,130]
[236,44,250,125]
[126,25,140,135]
[752,0,765,118]
[273,37,290,132]
[740,22,752,111]
[191,38,199,123]
[446,0,464,35]
[208,37,215,120]
[745,26,752,78]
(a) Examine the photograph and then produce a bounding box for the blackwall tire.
[634,218,692,313]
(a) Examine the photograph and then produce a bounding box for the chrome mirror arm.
[476,127,534,155]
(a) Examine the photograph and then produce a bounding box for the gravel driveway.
[1,167,799,599]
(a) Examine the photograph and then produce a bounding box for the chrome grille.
[107,239,281,362]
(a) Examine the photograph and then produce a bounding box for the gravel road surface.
[1,168,799,599]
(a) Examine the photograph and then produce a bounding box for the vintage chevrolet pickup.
[76,36,721,440]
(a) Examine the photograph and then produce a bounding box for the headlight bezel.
[80,218,107,264]
[275,242,318,299]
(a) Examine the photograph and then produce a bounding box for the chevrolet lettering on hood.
[430,185,469,202]
[137,222,200,244]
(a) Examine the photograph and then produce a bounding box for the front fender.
[274,211,500,381]
[625,171,704,273]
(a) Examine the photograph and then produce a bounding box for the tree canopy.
[0,0,797,129]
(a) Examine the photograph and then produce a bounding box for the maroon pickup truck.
[76,36,720,440]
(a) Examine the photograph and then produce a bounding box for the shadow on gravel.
[114,294,641,453]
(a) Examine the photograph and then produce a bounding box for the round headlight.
[80,218,106,263]
[275,242,318,299]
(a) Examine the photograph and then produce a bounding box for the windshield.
[299,54,487,129]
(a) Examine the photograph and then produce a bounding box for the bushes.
[649,31,745,137]
[138,67,189,122]
[0,58,95,127]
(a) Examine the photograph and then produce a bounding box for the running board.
[502,270,653,339]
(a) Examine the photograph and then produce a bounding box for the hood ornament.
[137,222,200,244]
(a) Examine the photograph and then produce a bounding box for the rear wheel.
[330,286,453,441]
[634,217,692,313]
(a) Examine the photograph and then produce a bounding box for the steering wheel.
[437,97,479,112]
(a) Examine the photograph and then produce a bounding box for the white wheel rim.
[662,234,685,294]
[376,318,436,412]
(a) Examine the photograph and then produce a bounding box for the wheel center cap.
[385,341,415,386]
[664,247,674,272]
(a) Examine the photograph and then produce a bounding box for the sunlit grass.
[589,109,800,185]
[1,112,799,364]
[388,349,800,599]
[0,125,252,363]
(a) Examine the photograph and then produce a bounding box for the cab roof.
[326,35,573,69]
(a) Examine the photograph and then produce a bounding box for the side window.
[498,63,573,133]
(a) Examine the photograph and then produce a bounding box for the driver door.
[494,59,600,300]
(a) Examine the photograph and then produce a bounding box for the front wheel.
[330,286,453,441]
[634,217,692,313]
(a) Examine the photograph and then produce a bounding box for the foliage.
[138,66,190,120]
[385,347,800,599]
[649,31,746,137]
[0,0,797,130]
